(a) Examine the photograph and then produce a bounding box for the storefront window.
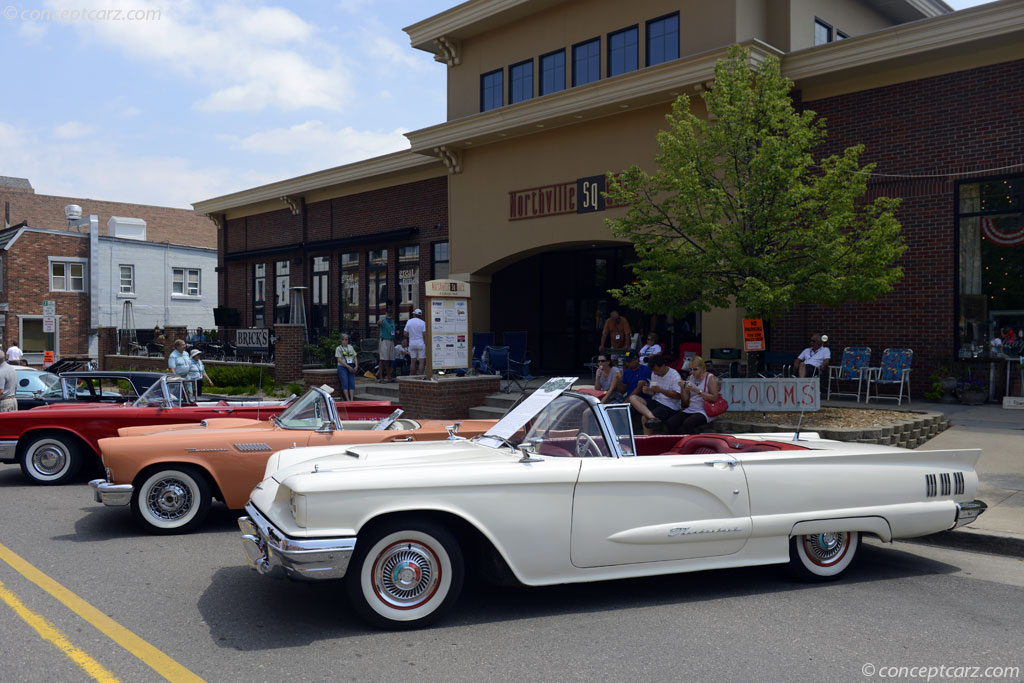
[275,260,290,324]
[254,263,266,328]
[433,242,449,280]
[398,245,419,321]
[368,249,388,324]
[340,252,359,328]
[957,177,1024,358]
[311,256,329,338]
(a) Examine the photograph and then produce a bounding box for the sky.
[0,0,999,209]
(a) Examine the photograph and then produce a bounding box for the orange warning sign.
[743,319,765,352]
[43,351,54,366]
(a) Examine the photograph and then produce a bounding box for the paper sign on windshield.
[481,377,579,444]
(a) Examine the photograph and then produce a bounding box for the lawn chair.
[503,331,533,383]
[709,347,742,378]
[472,332,494,374]
[864,348,913,405]
[827,346,872,401]
[357,338,379,374]
[759,351,794,378]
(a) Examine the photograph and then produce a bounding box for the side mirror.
[315,421,335,434]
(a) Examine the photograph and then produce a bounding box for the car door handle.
[704,458,738,467]
[390,436,413,442]
[212,408,234,414]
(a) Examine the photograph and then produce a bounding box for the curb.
[902,529,1024,559]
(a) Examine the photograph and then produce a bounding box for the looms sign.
[509,175,616,221]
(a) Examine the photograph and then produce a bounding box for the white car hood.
[267,439,511,482]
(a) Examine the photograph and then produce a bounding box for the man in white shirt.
[628,354,682,434]
[0,355,18,411]
[6,343,23,365]
[404,308,427,376]
[794,334,831,377]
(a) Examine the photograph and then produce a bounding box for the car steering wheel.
[575,432,601,458]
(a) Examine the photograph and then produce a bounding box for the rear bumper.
[951,499,987,529]
[0,439,18,463]
[88,479,133,506]
[238,502,356,581]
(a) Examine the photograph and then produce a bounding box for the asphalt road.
[1,465,1022,683]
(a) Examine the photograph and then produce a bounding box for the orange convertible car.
[90,385,495,534]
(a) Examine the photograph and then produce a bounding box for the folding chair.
[827,346,871,401]
[759,351,795,378]
[503,331,533,383]
[864,348,913,405]
[709,348,742,378]
[472,332,494,374]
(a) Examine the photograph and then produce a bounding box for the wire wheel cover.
[145,477,195,520]
[372,540,442,609]
[802,532,849,566]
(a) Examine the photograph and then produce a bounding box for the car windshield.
[517,394,612,457]
[134,377,195,408]
[276,389,335,430]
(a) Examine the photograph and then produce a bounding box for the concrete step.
[355,381,400,400]
[469,405,506,419]
[482,393,521,409]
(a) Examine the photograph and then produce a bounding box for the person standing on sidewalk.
[334,333,359,401]
[377,310,395,382]
[0,355,18,412]
[405,308,427,376]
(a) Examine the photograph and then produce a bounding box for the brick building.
[0,177,218,362]
[193,152,448,341]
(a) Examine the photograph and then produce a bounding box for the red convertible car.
[0,376,394,485]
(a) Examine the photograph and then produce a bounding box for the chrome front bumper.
[88,479,133,506]
[0,439,18,463]
[951,499,988,529]
[238,502,356,581]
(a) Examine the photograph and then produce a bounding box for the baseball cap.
[413,308,423,315]
[622,350,638,361]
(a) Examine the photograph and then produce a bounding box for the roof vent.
[107,216,146,240]
[64,204,82,221]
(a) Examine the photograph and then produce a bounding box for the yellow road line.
[0,542,205,683]
[0,578,120,683]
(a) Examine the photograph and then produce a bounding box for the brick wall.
[1,186,216,249]
[4,231,90,353]
[398,375,500,419]
[771,58,1024,395]
[273,324,305,382]
[220,176,448,335]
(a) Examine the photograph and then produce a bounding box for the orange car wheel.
[131,466,212,534]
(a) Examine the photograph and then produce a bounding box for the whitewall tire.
[131,466,212,534]
[789,531,860,581]
[346,520,464,630]
[19,434,83,485]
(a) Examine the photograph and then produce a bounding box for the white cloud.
[46,0,351,112]
[367,35,432,71]
[53,121,95,139]
[227,120,410,172]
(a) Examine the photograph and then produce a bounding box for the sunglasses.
[598,359,610,363]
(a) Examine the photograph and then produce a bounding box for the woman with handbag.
[666,356,726,434]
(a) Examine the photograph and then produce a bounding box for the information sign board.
[236,328,270,349]
[425,280,471,371]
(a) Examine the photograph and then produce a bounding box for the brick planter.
[304,368,342,394]
[398,375,500,419]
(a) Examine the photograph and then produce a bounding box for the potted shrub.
[925,366,957,403]
[957,375,989,405]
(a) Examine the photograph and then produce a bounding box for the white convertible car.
[238,378,987,629]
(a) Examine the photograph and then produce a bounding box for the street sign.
[42,316,56,333]
[743,318,765,352]
[43,351,54,367]
[42,300,56,317]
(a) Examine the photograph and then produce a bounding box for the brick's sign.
[236,328,270,350]
[509,174,621,221]
[719,378,820,412]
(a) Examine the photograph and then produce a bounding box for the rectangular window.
[340,251,360,326]
[539,49,565,96]
[836,30,849,40]
[480,69,503,112]
[50,260,86,292]
[572,38,600,87]
[607,26,638,77]
[172,268,201,296]
[956,176,1024,360]
[275,260,290,324]
[509,59,533,104]
[432,241,450,280]
[368,248,388,324]
[814,18,833,45]
[254,263,266,303]
[646,13,679,66]
[311,255,329,337]
[119,265,134,294]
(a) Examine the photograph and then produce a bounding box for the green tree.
[604,45,905,324]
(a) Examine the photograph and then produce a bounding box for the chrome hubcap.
[147,478,193,520]
[804,532,846,564]
[32,444,68,475]
[373,541,440,608]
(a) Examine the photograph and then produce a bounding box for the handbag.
[701,374,729,417]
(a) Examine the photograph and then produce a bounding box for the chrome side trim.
[925,473,937,497]
[940,472,951,496]
[88,479,133,506]
[954,471,965,495]
[951,500,988,529]
[238,503,355,581]
[0,439,18,462]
